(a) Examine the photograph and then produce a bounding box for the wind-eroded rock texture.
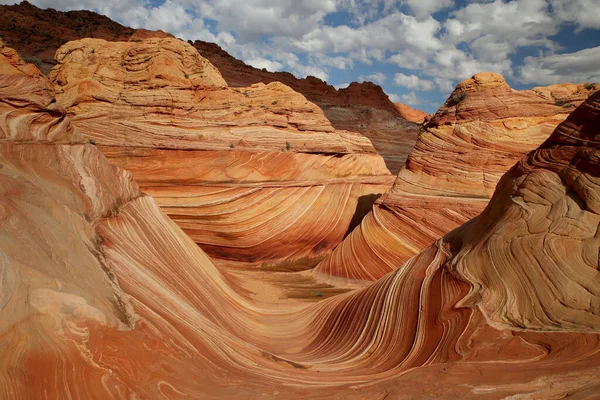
[316,72,598,282]
[48,38,392,268]
[0,1,423,174]
[192,40,422,173]
[2,41,600,398]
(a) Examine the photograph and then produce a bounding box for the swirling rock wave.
[2,43,600,398]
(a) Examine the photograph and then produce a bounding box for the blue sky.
[4,0,600,112]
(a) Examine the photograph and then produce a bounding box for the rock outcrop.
[3,40,600,398]
[315,73,598,282]
[192,40,422,173]
[47,38,392,269]
[0,1,422,174]
[0,1,173,74]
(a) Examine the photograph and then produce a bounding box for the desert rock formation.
[0,1,423,174]
[192,40,422,173]
[2,40,600,398]
[315,72,598,282]
[47,37,393,269]
[0,1,173,74]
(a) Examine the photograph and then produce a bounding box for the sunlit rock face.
[2,40,600,398]
[315,72,598,282]
[0,1,423,175]
[193,39,424,174]
[47,38,393,269]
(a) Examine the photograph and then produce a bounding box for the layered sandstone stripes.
[192,39,423,173]
[47,38,392,268]
[0,1,423,175]
[2,42,600,398]
[315,73,598,282]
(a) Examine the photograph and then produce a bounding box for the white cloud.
[550,0,600,30]
[198,0,336,43]
[311,54,354,70]
[443,0,557,64]
[401,91,420,105]
[359,72,387,85]
[518,46,600,85]
[287,12,442,56]
[335,82,350,89]
[393,72,434,90]
[388,93,401,103]
[402,0,454,19]
[246,58,283,71]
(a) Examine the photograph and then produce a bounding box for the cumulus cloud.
[402,0,454,19]
[359,72,388,85]
[393,72,434,90]
[400,91,420,105]
[444,0,557,63]
[550,0,600,30]
[388,93,401,103]
[198,0,336,43]
[246,58,283,72]
[518,46,600,85]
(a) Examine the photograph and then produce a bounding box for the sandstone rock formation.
[2,40,600,398]
[0,1,173,74]
[394,102,428,123]
[0,1,423,174]
[315,72,598,282]
[192,40,422,173]
[47,37,392,269]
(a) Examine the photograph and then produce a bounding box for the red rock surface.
[315,73,598,282]
[0,1,422,174]
[47,37,393,269]
[394,102,428,123]
[2,41,600,398]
